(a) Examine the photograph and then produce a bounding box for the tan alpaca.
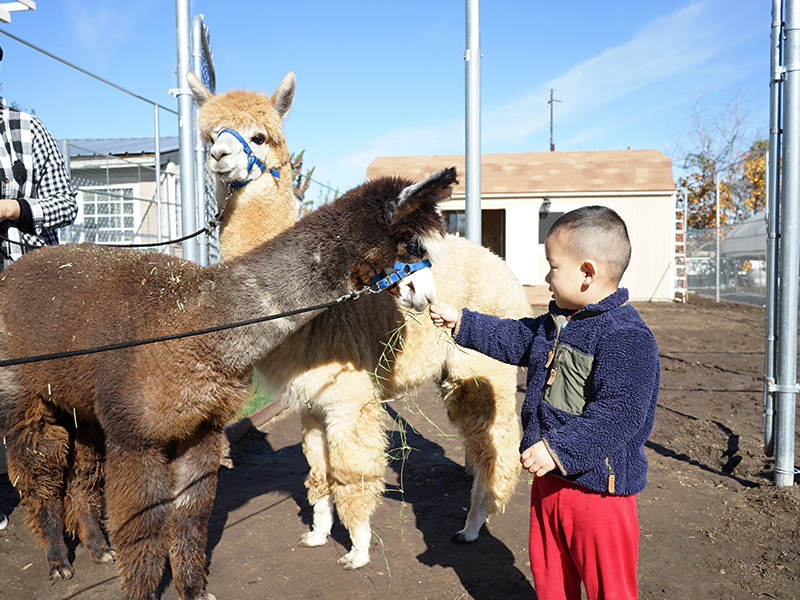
[189,72,532,569]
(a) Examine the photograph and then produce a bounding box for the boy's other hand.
[521,441,556,477]
[429,302,458,329]
[0,199,21,222]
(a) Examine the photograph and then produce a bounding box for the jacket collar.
[548,287,629,321]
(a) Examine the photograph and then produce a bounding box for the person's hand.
[0,199,20,222]
[429,302,459,329]
[521,441,556,477]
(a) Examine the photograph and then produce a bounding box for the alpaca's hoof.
[451,529,478,543]
[90,548,116,564]
[338,550,369,569]
[48,563,74,580]
[299,530,328,547]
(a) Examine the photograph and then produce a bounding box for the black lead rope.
[0,218,215,251]
[0,289,369,368]
[0,185,235,252]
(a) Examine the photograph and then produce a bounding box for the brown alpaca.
[0,169,452,600]
[188,72,532,569]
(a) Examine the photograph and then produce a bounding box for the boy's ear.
[581,259,598,283]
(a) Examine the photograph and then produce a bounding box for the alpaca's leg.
[5,398,74,580]
[441,360,522,542]
[168,428,221,600]
[325,388,387,569]
[298,408,334,547]
[63,420,114,565]
[105,440,173,600]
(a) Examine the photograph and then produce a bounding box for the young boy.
[430,206,659,600]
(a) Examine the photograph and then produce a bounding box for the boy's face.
[544,232,588,311]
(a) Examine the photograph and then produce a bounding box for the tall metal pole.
[464,0,481,245]
[764,0,784,457]
[175,0,198,262]
[715,172,721,302]
[154,105,163,246]
[192,15,208,266]
[775,0,800,487]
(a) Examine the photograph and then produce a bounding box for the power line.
[0,28,177,115]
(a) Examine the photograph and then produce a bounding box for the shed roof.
[62,137,180,159]
[367,149,675,195]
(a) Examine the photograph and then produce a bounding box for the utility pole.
[548,89,561,151]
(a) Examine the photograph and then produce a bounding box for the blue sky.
[0,0,770,200]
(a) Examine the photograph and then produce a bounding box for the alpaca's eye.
[404,240,423,256]
[251,134,266,145]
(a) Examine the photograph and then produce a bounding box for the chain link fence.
[686,213,767,306]
[60,138,184,249]
[16,15,219,262]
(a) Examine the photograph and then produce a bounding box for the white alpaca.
[189,72,532,569]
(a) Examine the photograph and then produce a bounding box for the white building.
[60,137,182,247]
[367,149,677,302]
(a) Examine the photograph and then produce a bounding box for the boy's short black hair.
[546,205,632,285]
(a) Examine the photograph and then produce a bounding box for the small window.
[538,211,564,244]
[79,187,136,243]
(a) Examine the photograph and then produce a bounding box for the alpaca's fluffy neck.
[217,165,298,261]
[209,208,362,373]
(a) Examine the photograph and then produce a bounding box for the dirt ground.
[1,296,799,599]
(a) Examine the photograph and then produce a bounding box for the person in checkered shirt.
[0,43,78,531]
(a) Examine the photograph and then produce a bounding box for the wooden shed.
[367,149,677,302]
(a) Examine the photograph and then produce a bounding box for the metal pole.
[175,0,198,262]
[61,139,71,179]
[764,0,784,457]
[775,0,800,487]
[464,0,481,245]
[154,104,163,246]
[192,15,208,266]
[715,172,721,302]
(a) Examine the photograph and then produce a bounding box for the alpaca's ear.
[187,71,212,107]
[271,72,296,120]
[398,167,458,207]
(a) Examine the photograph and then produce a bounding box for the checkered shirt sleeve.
[0,105,78,269]
[28,115,78,235]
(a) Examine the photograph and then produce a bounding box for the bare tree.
[675,92,765,229]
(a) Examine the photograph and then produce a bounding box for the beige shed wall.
[440,192,675,301]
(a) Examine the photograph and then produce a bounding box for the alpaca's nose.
[210,144,230,162]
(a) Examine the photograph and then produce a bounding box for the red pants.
[529,474,639,600]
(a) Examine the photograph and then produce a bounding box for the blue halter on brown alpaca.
[218,127,281,187]
[369,258,432,291]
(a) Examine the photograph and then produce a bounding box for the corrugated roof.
[367,149,675,195]
[62,137,180,159]
[721,210,767,257]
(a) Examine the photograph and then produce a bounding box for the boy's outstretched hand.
[429,302,459,329]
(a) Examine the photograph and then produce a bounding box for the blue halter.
[217,128,281,188]
[369,259,433,292]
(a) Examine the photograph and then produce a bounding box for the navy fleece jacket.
[455,288,659,496]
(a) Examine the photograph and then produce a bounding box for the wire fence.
[686,221,767,307]
[60,138,184,249]
[2,18,217,262]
